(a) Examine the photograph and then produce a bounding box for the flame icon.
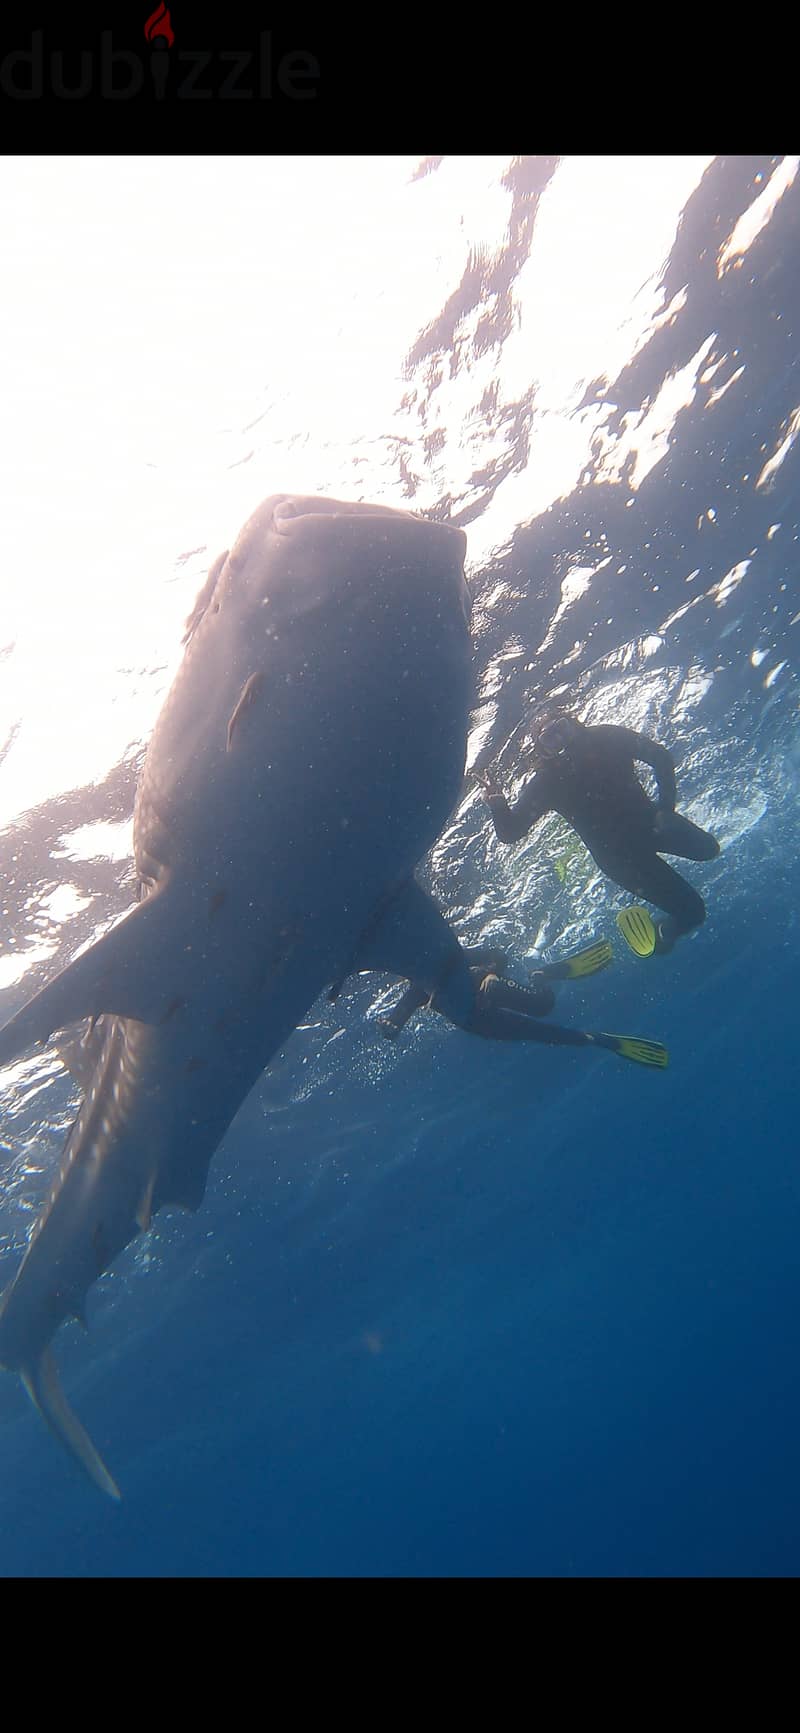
[144,3,175,47]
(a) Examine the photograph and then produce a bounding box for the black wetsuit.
[380,945,599,1049]
[485,723,719,941]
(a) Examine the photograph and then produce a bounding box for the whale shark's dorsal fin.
[0,891,177,1069]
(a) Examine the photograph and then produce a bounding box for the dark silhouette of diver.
[377,938,668,1069]
[480,715,720,956]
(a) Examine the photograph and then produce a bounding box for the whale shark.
[0,493,476,1497]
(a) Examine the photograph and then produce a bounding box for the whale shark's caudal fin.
[20,1348,121,1501]
[0,891,178,1069]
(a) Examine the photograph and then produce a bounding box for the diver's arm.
[480,772,550,843]
[616,729,677,812]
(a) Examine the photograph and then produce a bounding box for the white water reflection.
[1,155,714,828]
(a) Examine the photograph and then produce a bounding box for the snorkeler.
[379,938,668,1069]
[479,715,720,957]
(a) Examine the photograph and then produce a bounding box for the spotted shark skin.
[0,494,474,1496]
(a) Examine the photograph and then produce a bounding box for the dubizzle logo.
[0,11,320,100]
[143,3,174,97]
[144,5,176,50]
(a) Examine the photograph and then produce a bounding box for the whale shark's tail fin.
[20,1348,121,1501]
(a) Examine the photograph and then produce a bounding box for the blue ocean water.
[1,155,799,1575]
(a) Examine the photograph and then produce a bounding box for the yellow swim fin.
[591,1031,668,1069]
[616,906,657,958]
[542,939,614,981]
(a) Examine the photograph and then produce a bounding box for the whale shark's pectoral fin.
[350,876,476,1027]
[21,1347,121,1501]
[0,891,179,1068]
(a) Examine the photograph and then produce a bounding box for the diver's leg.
[465,975,592,1046]
[473,972,557,1017]
[614,852,707,950]
[462,944,611,992]
[382,952,554,1038]
[432,970,586,1046]
[655,810,720,862]
[417,967,668,1068]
